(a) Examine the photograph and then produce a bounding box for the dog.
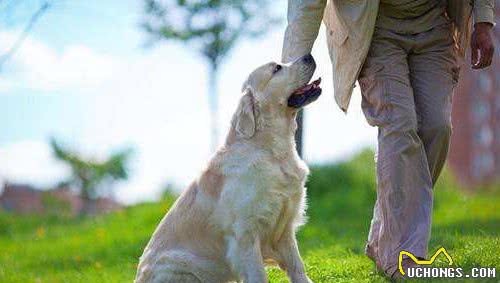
[135,54,321,283]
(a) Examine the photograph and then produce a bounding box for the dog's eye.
[272,64,282,74]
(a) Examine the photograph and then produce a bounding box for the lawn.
[0,150,498,282]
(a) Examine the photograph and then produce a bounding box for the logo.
[398,247,453,275]
[398,247,496,279]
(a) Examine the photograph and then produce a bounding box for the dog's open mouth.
[287,77,322,108]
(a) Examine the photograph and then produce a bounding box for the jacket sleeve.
[473,0,495,25]
[282,0,327,63]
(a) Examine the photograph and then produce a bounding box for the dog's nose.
[301,54,314,65]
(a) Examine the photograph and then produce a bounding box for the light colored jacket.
[282,0,495,112]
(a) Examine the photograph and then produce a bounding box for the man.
[282,0,495,279]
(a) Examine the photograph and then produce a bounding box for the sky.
[0,0,376,203]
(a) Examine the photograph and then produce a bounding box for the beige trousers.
[358,23,459,274]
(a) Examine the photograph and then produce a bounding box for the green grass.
[0,150,499,282]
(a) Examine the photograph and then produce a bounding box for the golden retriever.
[135,54,321,283]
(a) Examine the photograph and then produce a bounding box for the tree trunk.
[208,66,219,152]
[79,183,94,216]
[295,110,303,157]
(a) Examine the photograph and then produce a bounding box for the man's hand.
[471,22,495,69]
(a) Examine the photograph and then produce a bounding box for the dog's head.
[233,54,321,139]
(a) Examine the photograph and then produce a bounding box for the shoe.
[365,244,384,272]
[387,258,420,281]
[365,244,377,262]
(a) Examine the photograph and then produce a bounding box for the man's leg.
[409,24,458,185]
[359,28,434,276]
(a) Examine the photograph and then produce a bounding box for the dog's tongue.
[292,78,321,95]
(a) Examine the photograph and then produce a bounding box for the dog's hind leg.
[136,250,225,283]
[136,265,201,283]
[226,232,267,283]
[158,272,201,283]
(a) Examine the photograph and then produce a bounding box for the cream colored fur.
[135,56,316,283]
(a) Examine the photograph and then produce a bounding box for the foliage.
[160,183,179,203]
[50,138,132,201]
[41,191,72,217]
[142,0,278,68]
[0,150,498,282]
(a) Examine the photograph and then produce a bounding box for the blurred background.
[0,0,380,206]
[0,1,498,282]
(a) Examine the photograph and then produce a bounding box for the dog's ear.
[234,89,256,139]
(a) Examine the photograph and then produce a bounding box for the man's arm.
[282,0,327,63]
[471,0,495,69]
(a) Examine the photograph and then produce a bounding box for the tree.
[50,138,132,215]
[0,1,52,71]
[142,0,278,151]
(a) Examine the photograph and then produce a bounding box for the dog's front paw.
[291,274,313,283]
